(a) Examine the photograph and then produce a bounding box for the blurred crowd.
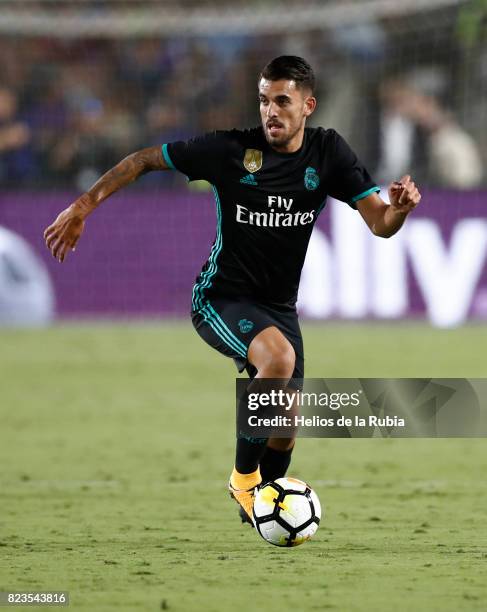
[0,19,485,191]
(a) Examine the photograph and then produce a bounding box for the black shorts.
[191,297,304,382]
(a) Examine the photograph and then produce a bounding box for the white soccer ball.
[253,477,322,547]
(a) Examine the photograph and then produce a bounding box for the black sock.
[235,381,269,473]
[260,446,294,483]
[235,435,268,473]
[235,378,292,475]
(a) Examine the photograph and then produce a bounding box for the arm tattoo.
[75,146,167,216]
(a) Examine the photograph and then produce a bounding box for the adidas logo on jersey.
[240,174,258,186]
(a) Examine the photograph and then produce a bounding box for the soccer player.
[44,56,421,524]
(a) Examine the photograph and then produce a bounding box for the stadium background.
[1,2,487,611]
[0,0,486,325]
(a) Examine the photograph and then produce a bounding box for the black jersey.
[163,127,379,310]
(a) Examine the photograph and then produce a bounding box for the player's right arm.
[44,146,168,262]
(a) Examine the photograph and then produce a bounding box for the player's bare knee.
[249,326,296,378]
[260,344,295,378]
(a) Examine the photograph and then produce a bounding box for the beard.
[263,121,302,149]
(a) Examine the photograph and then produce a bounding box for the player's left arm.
[356,174,421,238]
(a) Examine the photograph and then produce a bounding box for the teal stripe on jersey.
[201,305,247,358]
[205,303,248,354]
[192,185,223,310]
[193,186,222,309]
[316,199,327,217]
[351,186,380,203]
[161,143,176,170]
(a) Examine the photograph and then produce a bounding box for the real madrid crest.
[243,149,263,174]
[304,167,320,191]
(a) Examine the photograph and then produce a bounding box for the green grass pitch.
[1,322,487,611]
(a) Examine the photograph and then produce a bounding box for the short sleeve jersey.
[163,127,379,311]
